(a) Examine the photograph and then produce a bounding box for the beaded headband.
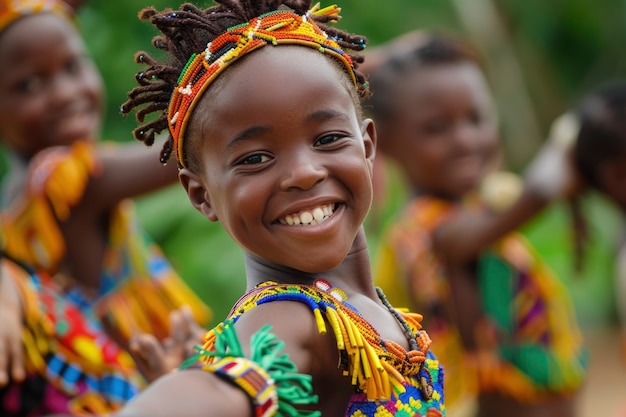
[168,4,360,168]
[0,0,72,33]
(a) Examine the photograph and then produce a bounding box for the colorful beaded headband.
[0,0,72,33]
[168,4,359,168]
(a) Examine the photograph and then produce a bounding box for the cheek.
[480,127,500,154]
[216,177,267,225]
[10,96,46,127]
[0,100,42,146]
[412,143,446,171]
[86,73,105,106]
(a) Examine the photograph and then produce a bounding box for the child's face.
[380,62,498,199]
[180,47,376,274]
[0,13,103,159]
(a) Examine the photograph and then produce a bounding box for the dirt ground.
[578,326,626,417]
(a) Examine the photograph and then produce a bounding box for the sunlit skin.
[0,13,103,160]
[377,62,499,201]
[115,47,439,417]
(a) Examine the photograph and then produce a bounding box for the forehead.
[398,62,491,105]
[0,13,80,70]
[188,46,360,146]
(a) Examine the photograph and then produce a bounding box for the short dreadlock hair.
[120,0,369,170]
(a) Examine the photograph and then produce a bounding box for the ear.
[178,168,219,222]
[360,118,377,172]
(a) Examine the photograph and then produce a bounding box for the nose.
[452,121,482,153]
[279,150,328,191]
[49,71,81,107]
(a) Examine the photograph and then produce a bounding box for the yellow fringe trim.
[200,286,430,402]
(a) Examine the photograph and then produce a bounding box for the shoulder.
[26,142,99,195]
[234,300,333,373]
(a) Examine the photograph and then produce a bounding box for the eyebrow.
[226,125,271,149]
[225,109,352,149]
[306,109,352,123]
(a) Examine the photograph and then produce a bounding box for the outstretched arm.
[433,114,581,265]
[116,369,253,417]
[82,141,179,214]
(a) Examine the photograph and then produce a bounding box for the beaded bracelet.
[201,356,279,417]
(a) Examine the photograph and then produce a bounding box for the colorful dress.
[374,196,587,405]
[186,280,446,417]
[0,141,211,415]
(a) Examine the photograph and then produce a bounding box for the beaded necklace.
[201,279,436,402]
[376,286,420,352]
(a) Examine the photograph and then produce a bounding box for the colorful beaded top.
[168,4,361,167]
[187,280,445,417]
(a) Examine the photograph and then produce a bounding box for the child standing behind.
[0,0,210,414]
[573,81,626,365]
[115,1,446,416]
[368,32,587,417]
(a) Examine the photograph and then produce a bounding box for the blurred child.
[0,0,210,414]
[573,81,626,364]
[114,1,446,416]
[368,31,587,417]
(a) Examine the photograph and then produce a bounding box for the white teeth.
[279,204,336,226]
[300,211,313,224]
[313,207,324,221]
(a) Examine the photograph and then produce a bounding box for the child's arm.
[434,114,581,265]
[116,368,253,417]
[0,262,26,386]
[81,142,179,213]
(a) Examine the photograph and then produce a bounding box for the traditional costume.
[184,280,445,417]
[375,193,587,407]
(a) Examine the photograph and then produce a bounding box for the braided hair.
[574,81,626,190]
[120,0,368,168]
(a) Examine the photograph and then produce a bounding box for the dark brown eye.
[18,75,44,94]
[241,154,270,165]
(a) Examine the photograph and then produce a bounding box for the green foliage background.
[73,0,625,328]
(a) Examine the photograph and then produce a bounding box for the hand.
[128,307,206,382]
[0,263,26,386]
[524,113,584,201]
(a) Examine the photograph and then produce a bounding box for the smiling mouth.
[277,203,337,226]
